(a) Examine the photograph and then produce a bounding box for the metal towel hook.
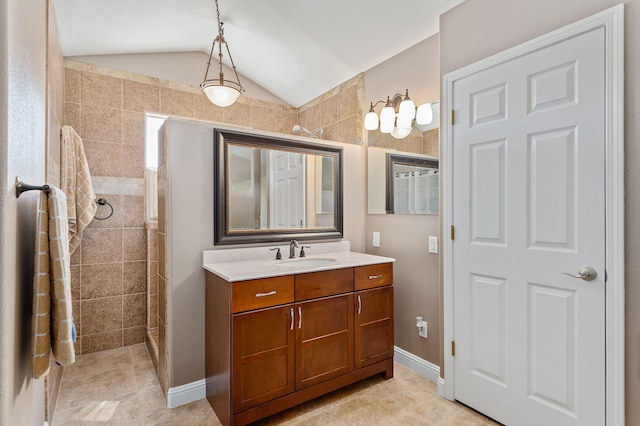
[94,198,114,220]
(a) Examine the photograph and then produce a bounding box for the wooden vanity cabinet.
[205,263,393,426]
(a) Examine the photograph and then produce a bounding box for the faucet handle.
[300,246,311,258]
[269,247,282,260]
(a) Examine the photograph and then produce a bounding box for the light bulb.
[379,106,395,134]
[399,98,416,121]
[364,111,379,130]
[416,103,433,125]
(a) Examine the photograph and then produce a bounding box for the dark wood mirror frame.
[214,128,344,245]
[385,153,439,214]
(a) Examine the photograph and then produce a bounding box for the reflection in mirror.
[386,154,439,214]
[215,129,343,245]
[368,147,439,215]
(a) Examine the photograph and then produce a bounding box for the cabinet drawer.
[295,268,353,301]
[354,263,393,290]
[232,276,294,313]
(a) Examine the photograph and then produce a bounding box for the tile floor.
[52,343,498,425]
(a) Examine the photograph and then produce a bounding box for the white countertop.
[203,246,395,282]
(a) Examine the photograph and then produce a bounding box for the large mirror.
[214,129,343,245]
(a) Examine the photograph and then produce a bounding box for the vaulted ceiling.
[53,0,465,107]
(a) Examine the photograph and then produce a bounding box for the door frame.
[441,5,624,425]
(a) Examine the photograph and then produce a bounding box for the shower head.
[292,124,324,139]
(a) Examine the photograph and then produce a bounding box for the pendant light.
[201,0,244,107]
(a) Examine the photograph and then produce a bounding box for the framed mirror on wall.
[214,129,343,245]
[385,154,439,214]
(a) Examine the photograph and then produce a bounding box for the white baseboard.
[437,376,446,398]
[166,379,206,408]
[394,346,440,384]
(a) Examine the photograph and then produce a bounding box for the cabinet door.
[295,294,354,389]
[232,305,295,413]
[355,286,394,369]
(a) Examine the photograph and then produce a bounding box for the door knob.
[559,266,597,281]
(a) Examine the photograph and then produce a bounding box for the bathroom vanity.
[203,247,394,426]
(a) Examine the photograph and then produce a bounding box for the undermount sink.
[278,257,337,268]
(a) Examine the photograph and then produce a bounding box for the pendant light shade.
[203,83,242,107]
[416,103,433,125]
[201,0,244,107]
[379,104,396,134]
[398,89,416,122]
[364,103,380,130]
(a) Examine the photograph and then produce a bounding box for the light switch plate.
[372,232,380,247]
[428,236,438,254]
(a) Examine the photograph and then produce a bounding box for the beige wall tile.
[123,145,145,178]
[123,195,145,228]
[157,233,166,280]
[124,228,146,261]
[336,116,359,145]
[423,129,439,157]
[70,265,80,301]
[223,101,250,126]
[322,123,338,143]
[72,300,81,338]
[250,105,276,132]
[81,104,122,144]
[88,194,123,229]
[81,72,123,109]
[83,141,123,177]
[404,136,423,154]
[160,87,193,117]
[193,93,224,123]
[123,111,145,146]
[81,263,123,299]
[124,80,159,113]
[124,261,146,294]
[64,102,81,133]
[124,326,146,346]
[337,84,358,120]
[123,294,146,327]
[149,295,158,329]
[305,104,322,131]
[81,228,123,264]
[297,109,307,129]
[148,229,158,262]
[158,277,166,324]
[82,330,123,354]
[274,110,298,135]
[320,96,338,127]
[149,261,158,295]
[65,68,81,103]
[81,296,123,335]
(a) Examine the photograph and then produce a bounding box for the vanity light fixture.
[201,0,244,107]
[365,90,433,139]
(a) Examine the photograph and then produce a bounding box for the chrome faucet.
[289,240,299,258]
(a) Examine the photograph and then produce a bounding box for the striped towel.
[32,187,75,379]
[61,125,97,254]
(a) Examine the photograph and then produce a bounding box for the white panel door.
[269,151,305,228]
[452,27,605,425]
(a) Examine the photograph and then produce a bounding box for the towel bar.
[15,177,51,198]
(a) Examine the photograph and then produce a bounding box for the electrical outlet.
[372,231,380,247]
[428,236,438,254]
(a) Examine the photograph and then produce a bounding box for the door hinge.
[451,341,455,356]
[450,109,455,125]
[450,225,455,240]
